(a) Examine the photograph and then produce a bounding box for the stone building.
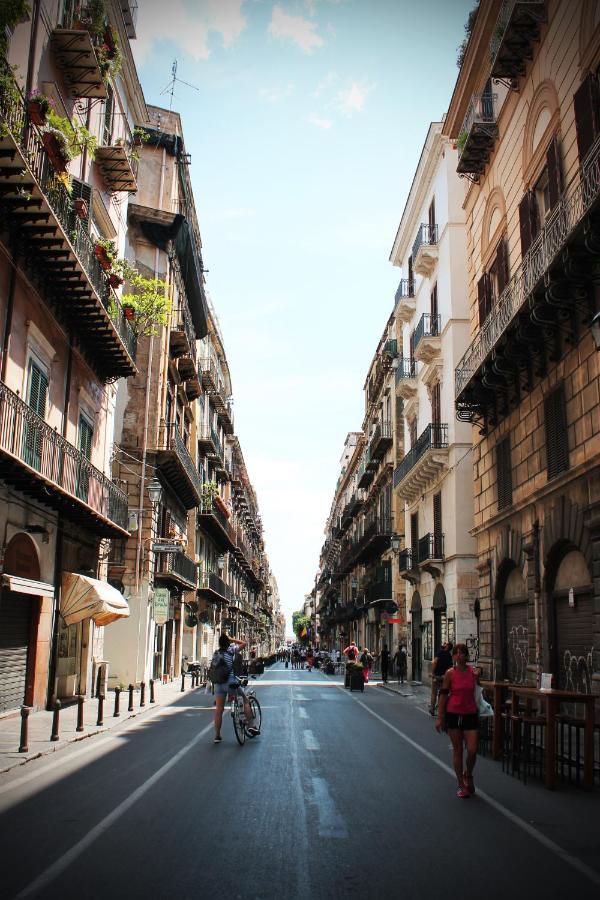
[445,0,600,692]
[0,0,143,711]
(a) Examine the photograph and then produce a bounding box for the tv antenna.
[160,60,200,110]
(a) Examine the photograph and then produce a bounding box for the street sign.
[152,543,181,553]
[154,587,170,625]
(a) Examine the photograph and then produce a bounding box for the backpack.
[209,650,230,685]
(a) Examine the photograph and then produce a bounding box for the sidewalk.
[372,678,431,707]
[0,677,206,776]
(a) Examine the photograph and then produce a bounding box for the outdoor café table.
[481,681,595,790]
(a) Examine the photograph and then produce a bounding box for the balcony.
[490,0,547,83]
[412,224,438,277]
[395,358,417,399]
[156,423,202,508]
[154,546,197,590]
[395,278,416,322]
[413,314,441,364]
[219,400,235,435]
[369,421,393,461]
[418,532,445,578]
[398,548,420,585]
[340,494,362,531]
[199,357,224,395]
[0,79,136,380]
[455,139,600,430]
[95,144,138,193]
[197,570,233,603]
[353,515,393,565]
[383,339,398,358]
[457,93,498,179]
[51,18,107,99]
[0,381,128,537]
[393,424,449,502]
[197,498,236,551]
[120,0,139,39]
[197,423,223,461]
[357,452,377,489]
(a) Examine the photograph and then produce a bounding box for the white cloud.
[308,113,332,129]
[314,70,338,98]
[268,5,325,53]
[335,80,375,116]
[259,83,295,103]
[134,0,247,64]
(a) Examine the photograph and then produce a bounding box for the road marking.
[303,730,320,751]
[298,707,308,719]
[12,721,214,899]
[310,777,348,838]
[349,693,600,888]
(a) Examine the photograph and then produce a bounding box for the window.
[496,436,513,510]
[544,384,569,479]
[478,238,509,326]
[23,359,49,471]
[430,282,438,323]
[428,198,436,236]
[423,622,432,660]
[410,512,418,554]
[574,72,600,164]
[409,418,417,448]
[431,382,441,426]
[408,255,414,296]
[519,137,562,256]
[433,492,442,554]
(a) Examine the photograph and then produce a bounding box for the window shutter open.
[410,512,419,552]
[546,136,562,210]
[496,238,509,295]
[574,73,600,163]
[408,255,414,296]
[430,282,438,320]
[544,384,569,479]
[433,491,442,540]
[519,192,533,256]
[478,273,492,326]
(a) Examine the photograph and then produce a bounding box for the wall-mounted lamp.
[147,478,163,506]
[390,534,401,553]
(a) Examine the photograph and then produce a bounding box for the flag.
[300,625,307,638]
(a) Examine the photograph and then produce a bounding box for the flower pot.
[42,131,68,175]
[133,136,142,147]
[108,273,123,289]
[27,101,47,126]
[123,306,135,321]
[74,197,88,220]
[94,245,112,271]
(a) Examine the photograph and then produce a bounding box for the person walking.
[306,647,314,672]
[360,647,373,683]
[343,640,359,663]
[380,644,390,683]
[212,634,259,743]
[394,644,407,684]
[430,641,453,715]
[435,643,479,798]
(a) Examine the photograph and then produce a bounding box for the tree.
[292,611,311,645]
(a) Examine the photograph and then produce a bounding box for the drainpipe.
[533,520,542,688]
[46,516,63,709]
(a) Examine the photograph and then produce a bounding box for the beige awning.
[60,572,129,626]
[1,575,55,598]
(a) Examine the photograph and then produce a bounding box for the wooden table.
[481,681,596,790]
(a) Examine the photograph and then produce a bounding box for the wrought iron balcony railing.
[398,548,414,572]
[369,421,393,461]
[393,423,448,487]
[395,358,416,385]
[154,546,197,588]
[412,223,438,262]
[198,570,232,602]
[413,314,441,354]
[490,0,547,80]
[455,140,600,400]
[395,278,415,304]
[418,532,444,562]
[157,423,202,505]
[383,339,398,356]
[457,93,498,176]
[0,381,128,535]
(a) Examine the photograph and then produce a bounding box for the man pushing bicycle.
[211,634,259,743]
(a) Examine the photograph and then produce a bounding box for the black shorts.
[445,712,479,731]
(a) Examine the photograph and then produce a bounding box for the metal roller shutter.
[0,593,32,712]
[504,602,528,684]
[555,594,593,692]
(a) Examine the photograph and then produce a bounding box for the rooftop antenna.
[160,60,200,110]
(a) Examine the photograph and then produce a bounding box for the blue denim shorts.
[214,680,243,698]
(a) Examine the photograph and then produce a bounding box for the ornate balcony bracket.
[396,297,417,323]
[420,561,444,579]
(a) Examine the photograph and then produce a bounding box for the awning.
[60,572,129,626]
[1,574,55,598]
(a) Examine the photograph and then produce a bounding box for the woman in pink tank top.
[435,643,480,799]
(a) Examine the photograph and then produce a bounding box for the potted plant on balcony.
[42,110,97,175]
[107,271,124,290]
[112,258,170,338]
[201,480,219,510]
[96,28,122,82]
[73,196,88,220]
[94,238,116,271]
[214,493,230,518]
[27,90,53,126]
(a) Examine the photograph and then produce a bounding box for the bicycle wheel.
[246,696,262,736]
[232,697,246,746]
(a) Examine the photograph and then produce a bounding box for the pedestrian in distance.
[394,644,407,684]
[430,640,453,715]
[380,643,390,683]
[343,640,359,663]
[435,643,480,798]
[360,647,373,683]
[306,646,314,672]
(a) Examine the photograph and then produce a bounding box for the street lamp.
[147,478,163,506]
[390,533,401,553]
[591,311,600,351]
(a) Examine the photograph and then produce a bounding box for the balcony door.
[430,283,438,329]
[23,359,48,472]
[428,198,435,237]
[76,414,93,501]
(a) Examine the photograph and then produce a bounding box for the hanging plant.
[111,258,171,338]
[27,89,53,126]
[44,110,97,168]
[96,28,122,83]
[94,237,116,271]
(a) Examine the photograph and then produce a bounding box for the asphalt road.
[0,664,599,900]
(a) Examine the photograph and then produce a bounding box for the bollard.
[113,687,120,717]
[50,699,61,742]
[97,694,104,727]
[76,695,85,732]
[181,671,185,692]
[193,670,198,688]
[140,681,146,707]
[128,683,134,712]
[149,678,155,703]
[19,706,30,753]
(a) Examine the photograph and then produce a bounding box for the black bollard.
[19,706,30,753]
[50,699,61,742]
[181,671,185,692]
[97,694,104,727]
[149,678,155,703]
[194,670,199,687]
[76,695,85,732]
[128,683,134,712]
[140,681,146,707]
[113,687,120,717]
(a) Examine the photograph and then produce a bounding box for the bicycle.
[230,677,262,746]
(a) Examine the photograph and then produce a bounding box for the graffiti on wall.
[507,624,528,684]
[466,634,479,664]
[561,649,593,694]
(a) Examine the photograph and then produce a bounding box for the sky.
[132,0,474,634]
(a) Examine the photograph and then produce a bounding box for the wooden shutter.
[546,136,562,210]
[28,361,48,417]
[433,492,442,556]
[544,384,569,479]
[24,361,48,471]
[496,239,509,295]
[496,436,513,510]
[519,193,533,256]
[574,73,600,163]
[409,330,415,366]
[430,282,438,321]
[431,382,441,425]
[78,416,93,459]
[428,198,436,234]
[410,512,418,552]
[477,273,492,326]
[408,255,414,295]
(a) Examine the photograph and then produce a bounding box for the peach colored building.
[445,0,600,693]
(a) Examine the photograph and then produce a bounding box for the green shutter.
[23,361,48,471]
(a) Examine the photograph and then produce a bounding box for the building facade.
[445,0,600,693]
[390,122,477,683]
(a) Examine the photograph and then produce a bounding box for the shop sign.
[152,543,181,554]
[154,588,170,625]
